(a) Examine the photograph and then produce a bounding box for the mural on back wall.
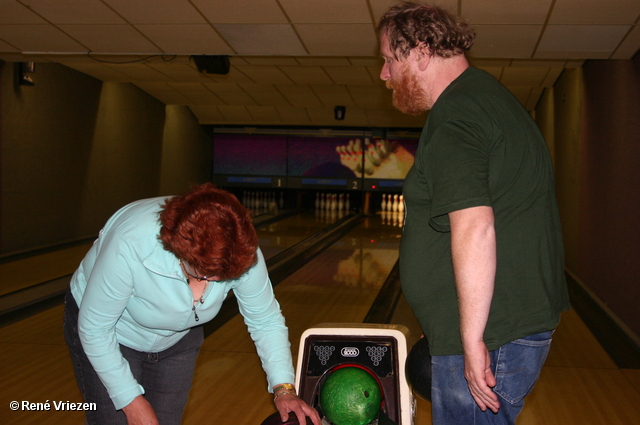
[213,133,417,181]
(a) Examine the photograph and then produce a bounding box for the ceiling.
[1,0,639,129]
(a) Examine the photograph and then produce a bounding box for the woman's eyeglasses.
[180,261,217,282]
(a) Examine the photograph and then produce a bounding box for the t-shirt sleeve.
[425,119,493,231]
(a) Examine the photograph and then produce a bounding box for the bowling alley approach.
[1,1,640,425]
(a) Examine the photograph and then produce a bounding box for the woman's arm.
[234,250,320,424]
[76,236,145,410]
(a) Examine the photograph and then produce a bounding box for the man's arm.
[449,205,500,413]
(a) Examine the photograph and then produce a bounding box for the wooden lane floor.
[391,293,640,425]
[254,209,348,259]
[252,212,638,425]
[2,211,640,424]
[516,307,640,425]
[0,210,365,424]
[182,213,404,424]
[0,243,94,297]
[0,303,85,425]
[390,278,640,423]
[0,211,327,317]
[0,209,328,305]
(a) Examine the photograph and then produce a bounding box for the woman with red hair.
[64,183,320,425]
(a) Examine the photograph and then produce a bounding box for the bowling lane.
[0,305,85,425]
[254,209,348,260]
[273,214,405,344]
[183,211,406,425]
[0,209,346,425]
[183,205,640,425]
[2,210,640,424]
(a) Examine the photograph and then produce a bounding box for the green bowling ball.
[320,366,382,425]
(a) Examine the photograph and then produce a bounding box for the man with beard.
[377,3,569,425]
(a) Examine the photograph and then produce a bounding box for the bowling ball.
[259,411,314,425]
[320,366,382,425]
[405,337,432,401]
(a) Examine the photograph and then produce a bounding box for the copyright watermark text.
[9,400,97,411]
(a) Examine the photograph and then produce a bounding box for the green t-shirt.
[400,66,569,356]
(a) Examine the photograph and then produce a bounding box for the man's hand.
[463,340,500,413]
[122,395,159,425]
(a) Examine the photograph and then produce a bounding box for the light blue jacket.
[70,197,294,410]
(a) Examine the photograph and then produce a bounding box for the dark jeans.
[63,288,204,424]
[431,330,554,425]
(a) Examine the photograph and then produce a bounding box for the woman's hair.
[159,183,258,281]
[377,1,475,59]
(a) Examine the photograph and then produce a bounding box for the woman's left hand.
[274,392,322,425]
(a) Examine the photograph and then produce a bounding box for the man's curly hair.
[378,1,476,59]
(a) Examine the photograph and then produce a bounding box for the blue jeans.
[63,288,204,425]
[431,331,553,425]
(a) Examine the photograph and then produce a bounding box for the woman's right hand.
[122,395,160,425]
[274,392,322,425]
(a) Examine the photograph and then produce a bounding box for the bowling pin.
[363,142,375,175]
[398,194,405,213]
[335,145,344,158]
[396,211,403,226]
[346,139,355,154]
[353,139,363,174]
[365,138,381,167]
[392,194,399,212]
[381,194,387,212]
[377,139,389,157]
[369,138,383,165]
[315,192,320,210]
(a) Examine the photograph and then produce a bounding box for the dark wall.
[0,61,212,257]
[579,56,640,336]
[550,68,583,272]
[2,61,105,253]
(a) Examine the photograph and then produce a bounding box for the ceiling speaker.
[15,62,35,86]
[192,55,230,75]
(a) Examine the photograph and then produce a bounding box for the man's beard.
[387,72,430,116]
